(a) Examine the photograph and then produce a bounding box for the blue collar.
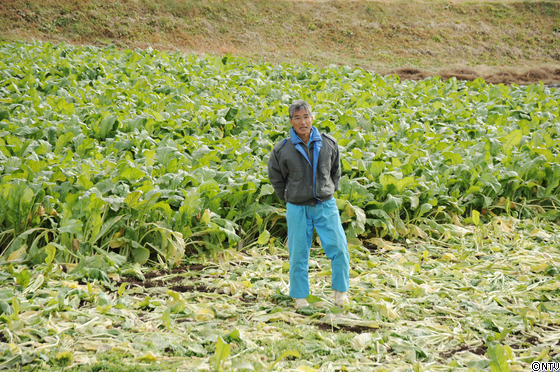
[290,126,321,146]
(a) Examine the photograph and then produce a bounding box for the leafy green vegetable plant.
[0,40,559,267]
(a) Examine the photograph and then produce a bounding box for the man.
[267,100,350,309]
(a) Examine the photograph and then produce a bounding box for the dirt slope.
[1,0,559,84]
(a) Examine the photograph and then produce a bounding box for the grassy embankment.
[1,0,560,84]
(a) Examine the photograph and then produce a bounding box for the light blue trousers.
[286,198,350,299]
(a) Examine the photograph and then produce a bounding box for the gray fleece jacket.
[267,126,341,205]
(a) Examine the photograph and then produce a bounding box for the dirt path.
[385,66,560,86]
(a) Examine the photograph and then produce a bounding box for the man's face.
[290,109,313,140]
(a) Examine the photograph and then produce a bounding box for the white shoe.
[295,298,309,309]
[334,291,348,306]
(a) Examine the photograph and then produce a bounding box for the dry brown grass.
[1,0,559,84]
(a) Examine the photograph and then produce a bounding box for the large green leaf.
[501,129,522,155]
[132,247,150,264]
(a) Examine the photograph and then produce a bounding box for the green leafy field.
[0,41,560,370]
[1,41,560,263]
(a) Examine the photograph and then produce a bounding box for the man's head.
[289,100,313,142]
[289,100,313,119]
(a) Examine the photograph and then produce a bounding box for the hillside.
[1,0,560,84]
